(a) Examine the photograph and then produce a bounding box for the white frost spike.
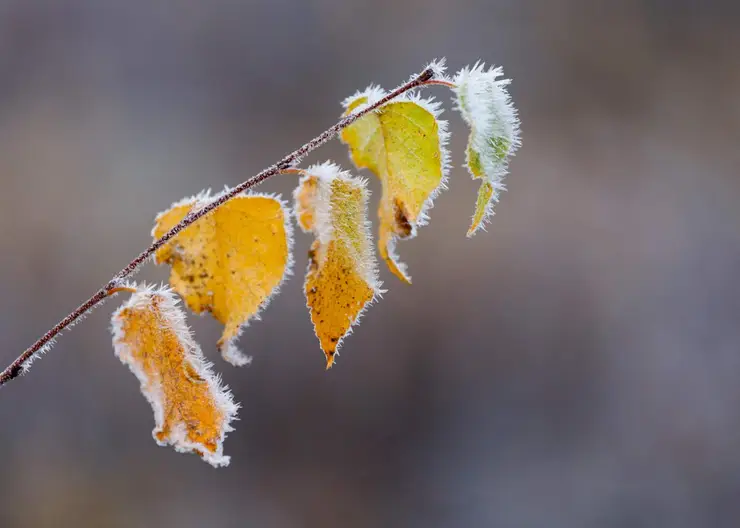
[111,284,239,467]
[425,57,449,83]
[220,338,253,367]
[20,338,56,375]
[453,62,521,235]
[341,84,386,112]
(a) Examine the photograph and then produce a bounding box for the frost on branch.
[424,57,448,81]
[111,286,238,467]
[453,62,521,236]
[152,191,293,366]
[294,162,381,368]
[340,88,449,284]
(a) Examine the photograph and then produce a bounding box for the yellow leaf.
[454,63,520,236]
[340,88,449,283]
[294,162,381,368]
[153,191,293,366]
[111,286,238,467]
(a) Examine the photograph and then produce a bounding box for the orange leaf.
[111,286,238,467]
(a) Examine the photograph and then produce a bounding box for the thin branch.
[0,65,437,388]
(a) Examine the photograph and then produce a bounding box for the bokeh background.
[1,0,740,526]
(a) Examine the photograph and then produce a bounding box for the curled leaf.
[294,172,319,232]
[340,88,449,283]
[153,191,293,366]
[111,285,238,467]
[453,62,521,236]
[294,162,381,368]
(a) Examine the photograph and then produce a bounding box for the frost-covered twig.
[0,65,438,388]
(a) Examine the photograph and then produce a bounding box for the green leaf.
[454,63,520,236]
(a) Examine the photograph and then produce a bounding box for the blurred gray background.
[1,0,740,526]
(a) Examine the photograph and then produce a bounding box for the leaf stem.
[107,286,139,296]
[422,79,457,89]
[0,65,437,388]
[279,168,308,177]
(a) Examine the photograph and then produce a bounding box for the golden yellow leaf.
[153,191,293,366]
[454,63,520,236]
[340,88,449,283]
[294,162,381,368]
[111,286,238,467]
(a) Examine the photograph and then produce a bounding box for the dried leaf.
[453,63,521,236]
[294,162,381,368]
[340,88,449,283]
[153,191,293,366]
[111,286,238,467]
